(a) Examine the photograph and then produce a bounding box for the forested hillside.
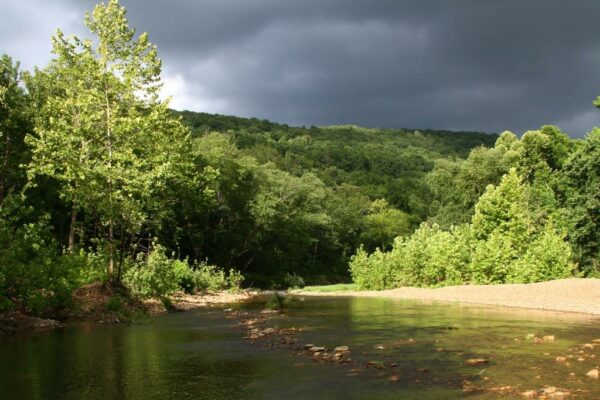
[1,0,598,319]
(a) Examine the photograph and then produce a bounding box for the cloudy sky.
[2,0,600,137]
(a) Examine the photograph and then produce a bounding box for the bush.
[227,269,244,292]
[192,262,227,293]
[123,245,183,298]
[283,272,305,289]
[105,295,124,312]
[350,245,400,290]
[508,222,575,283]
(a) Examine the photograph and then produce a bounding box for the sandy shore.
[298,278,600,316]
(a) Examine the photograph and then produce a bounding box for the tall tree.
[27,0,189,280]
[0,55,30,207]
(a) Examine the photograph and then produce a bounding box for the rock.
[389,375,400,382]
[334,346,349,353]
[585,368,599,379]
[583,343,595,349]
[520,390,536,397]
[543,335,556,343]
[591,339,600,343]
[309,346,325,352]
[555,356,567,363]
[304,344,315,349]
[466,358,488,366]
[374,345,385,350]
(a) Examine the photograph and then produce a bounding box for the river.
[1,296,599,399]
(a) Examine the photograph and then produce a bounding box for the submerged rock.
[466,358,488,366]
[585,368,599,379]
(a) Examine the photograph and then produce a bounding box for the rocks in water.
[543,335,556,343]
[374,344,385,350]
[519,387,571,399]
[308,346,325,352]
[555,356,567,363]
[583,343,595,349]
[520,390,536,397]
[466,358,489,366]
[334,345,349,353]
[585,368,599,379]
[388,375,400,382]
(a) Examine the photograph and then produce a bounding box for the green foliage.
[361,199,411,251]
[227,269,244,292]
[105,295,124,313]
[264,292,285,310]
[297,283,357,292]
[123,245,186,298]
[561,128,600,273]
[192,262,228,293]
[0,55,31,207]
[3,0,599,318]
[352,168,576,289]
[160,296,174,311]
[283,272,305,289]
[26,0,192,279]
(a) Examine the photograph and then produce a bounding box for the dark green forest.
[1,0,599,317]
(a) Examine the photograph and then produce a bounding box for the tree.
[562,128,600,273]
[361,199,411,251]
[27,0,190,280]
[0,55,30,207]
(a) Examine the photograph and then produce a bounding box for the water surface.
[1,297,599,399]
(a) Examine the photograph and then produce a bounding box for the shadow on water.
[1,296,599,399]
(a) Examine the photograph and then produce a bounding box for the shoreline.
[0,289,258,336]
[296,278,600,318]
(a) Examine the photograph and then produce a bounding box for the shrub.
[106,295,124,312]
[227,269,245,292]
[508,222,575,283]
[283,272,305,289]
[192,262,227,293]
[123,245,183,298]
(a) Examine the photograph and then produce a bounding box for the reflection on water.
[1,297,599,399]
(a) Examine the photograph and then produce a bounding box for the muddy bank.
[297,278,600,316]
[0,282,258,335]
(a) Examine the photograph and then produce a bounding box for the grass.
[295,283,357,293]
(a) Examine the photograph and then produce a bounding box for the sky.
[2,0,600,137]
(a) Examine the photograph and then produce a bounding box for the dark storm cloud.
[3,0,600,136]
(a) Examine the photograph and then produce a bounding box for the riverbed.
[1,296,599,399]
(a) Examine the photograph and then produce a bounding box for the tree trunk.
[68,205,77,252]
[103,62,115,281]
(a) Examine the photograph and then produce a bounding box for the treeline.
[0,0,497,315]
[351,126,600,289]
[3,0,593,317]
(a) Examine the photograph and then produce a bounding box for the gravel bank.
[298,278,600,316]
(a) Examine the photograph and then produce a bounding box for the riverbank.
[296,278,600,316]
[0,283,257,335]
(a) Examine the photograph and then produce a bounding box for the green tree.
[562,128,600,273]
[27,0,190,280]
[0,55,30,207]
[361,198,411,251]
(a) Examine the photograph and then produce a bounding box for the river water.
[1,296,599,399]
